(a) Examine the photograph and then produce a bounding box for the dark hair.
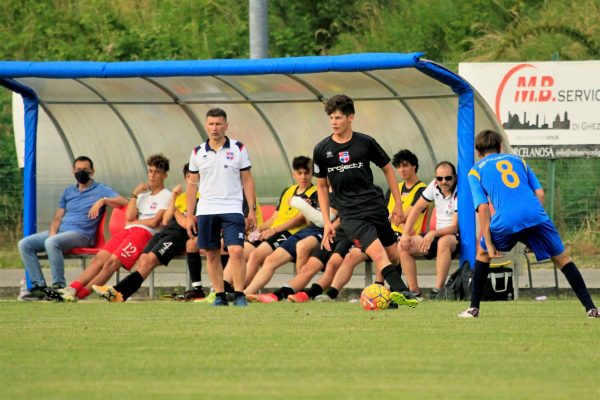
[183,163,190,176]
[435,161,457,191]
[206,108,227,120]
[325,94,355,116]
[435,161,456,176]
[475,129,502,154]
[147,153,170,172]
[392,149,419,172]
[73,156,93,169]
[292,156,311,171]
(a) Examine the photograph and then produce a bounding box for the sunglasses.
[436,176,454,182]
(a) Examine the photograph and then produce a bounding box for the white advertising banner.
[459,61,600,158]
[12,92,25,169]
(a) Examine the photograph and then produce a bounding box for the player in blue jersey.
[459,129,598,318]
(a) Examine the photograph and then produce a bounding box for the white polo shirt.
[422,179,458,230]
[126,188,172,234]
[188,136,251,216]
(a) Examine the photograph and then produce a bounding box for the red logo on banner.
[495,64,558,121]
[513,75,554,103]
[495,64,568,130]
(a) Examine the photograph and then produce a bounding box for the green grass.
[0,300,598,400]
[0,247,21,268]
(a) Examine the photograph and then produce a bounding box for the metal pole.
[249,0,269,59]
[547,158,559,295]
[547,159,556,220]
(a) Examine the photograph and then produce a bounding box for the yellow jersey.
[387,181,427,234]
[271,184,317,234]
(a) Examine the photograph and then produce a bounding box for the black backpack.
[438,262,472,300]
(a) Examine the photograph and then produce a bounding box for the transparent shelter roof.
[1,54,504,232]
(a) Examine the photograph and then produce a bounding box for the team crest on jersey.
[226,151,234,161]
[338,151,350,163]
[150,202,157,210]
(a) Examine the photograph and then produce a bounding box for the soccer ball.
[360,284,391,311]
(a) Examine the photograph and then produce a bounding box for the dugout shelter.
[0,52,507,269]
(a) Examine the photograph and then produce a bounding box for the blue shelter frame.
[0,52,476,269]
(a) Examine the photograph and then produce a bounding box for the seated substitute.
[18,156,127,301]
[93,163,203,302]
[247,197,347,303]
[459,129,598,319]
[399,161,459,300]
[376,149,427,286]
[243,156,316,286]
[243,222,324,296]
[314,247,368,302]
[60,154,172,301]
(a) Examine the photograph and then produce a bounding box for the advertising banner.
[12,92,25,168]
[459,61,600,158]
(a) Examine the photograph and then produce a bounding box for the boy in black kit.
[312,94,417,307]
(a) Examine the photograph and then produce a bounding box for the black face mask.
[75,171,91,184]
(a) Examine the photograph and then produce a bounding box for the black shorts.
[143,224,188,266]
[310,236,353,265]
[248,230,293,251]
[422,234,460,260]
[341,207,396,250]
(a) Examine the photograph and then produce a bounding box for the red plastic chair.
[260,204,276,222]
[108,206,128,237]
[64,210,107,256]
[429,209,437,231]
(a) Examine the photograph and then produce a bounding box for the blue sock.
[470,260,489,309]
[561,262,596,311]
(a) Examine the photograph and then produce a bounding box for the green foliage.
[269,0,361,56]
[328,0,600,68]
[0,300,599,399]
[0,0,250,61]
[1,1,599,65]
[466,0,600,61]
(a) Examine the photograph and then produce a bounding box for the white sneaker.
[314,294,334,302]
[587,309,599,319]
[458,307,479,318]
[18,279,30,301]
[58,287,78,302]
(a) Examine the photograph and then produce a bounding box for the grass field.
[0,299,598,400]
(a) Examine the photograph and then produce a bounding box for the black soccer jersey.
[313,132,390,217]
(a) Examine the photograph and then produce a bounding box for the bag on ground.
[438,263,472,300]
[482,266,514,301]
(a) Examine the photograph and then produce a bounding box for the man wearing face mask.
[18,156,128,301]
